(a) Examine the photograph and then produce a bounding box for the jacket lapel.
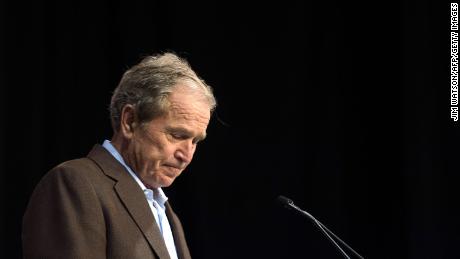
[87,145,171,259]
[165,203,192,259]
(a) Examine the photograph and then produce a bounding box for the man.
[22,53,216,259]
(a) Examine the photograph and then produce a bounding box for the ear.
[119,104,138,139]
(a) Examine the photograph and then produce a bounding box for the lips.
[164,162,186,170]
[163,164,183,175]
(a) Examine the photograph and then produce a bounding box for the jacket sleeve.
[22,162,107,259]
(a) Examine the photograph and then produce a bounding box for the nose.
[174,140,195,165]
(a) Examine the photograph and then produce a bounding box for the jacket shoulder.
[46,157,104,181]
[23,157,108,258]
[30,157,109,199]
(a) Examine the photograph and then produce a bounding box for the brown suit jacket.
[23,145,192,259]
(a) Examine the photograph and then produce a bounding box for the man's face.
[122,85,211,189]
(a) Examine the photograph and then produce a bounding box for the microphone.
[277,195,364,259]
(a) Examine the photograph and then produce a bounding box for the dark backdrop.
[1,1,458,258]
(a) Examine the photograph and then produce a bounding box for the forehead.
[164,85,211,131]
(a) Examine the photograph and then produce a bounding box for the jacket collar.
[87,145,172,259]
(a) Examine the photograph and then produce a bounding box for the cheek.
[131,138,158,166]
[133,138,149,155]
[139,140,172,165]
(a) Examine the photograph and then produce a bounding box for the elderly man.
[22,53,216,259]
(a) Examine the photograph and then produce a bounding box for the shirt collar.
[102,139,168,206]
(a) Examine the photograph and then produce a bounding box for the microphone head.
[276,195,294,207]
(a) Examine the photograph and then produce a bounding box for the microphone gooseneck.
[277,195,365,259]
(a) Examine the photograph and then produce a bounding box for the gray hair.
[109,52,217,131]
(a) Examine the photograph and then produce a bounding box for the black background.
[1,1,459,258]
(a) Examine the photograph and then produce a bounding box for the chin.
[160,179,175,188]
[155,175,176,188]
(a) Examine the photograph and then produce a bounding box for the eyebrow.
[166,126,207,141]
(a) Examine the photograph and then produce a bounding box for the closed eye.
[166,126,206,144]
[170,133,203,146]
[171,133,189,140]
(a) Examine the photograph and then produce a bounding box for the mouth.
[163,164,183,175]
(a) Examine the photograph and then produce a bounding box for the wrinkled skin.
[112,84,211,188]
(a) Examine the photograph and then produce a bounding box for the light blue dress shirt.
[102,140,178,259]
